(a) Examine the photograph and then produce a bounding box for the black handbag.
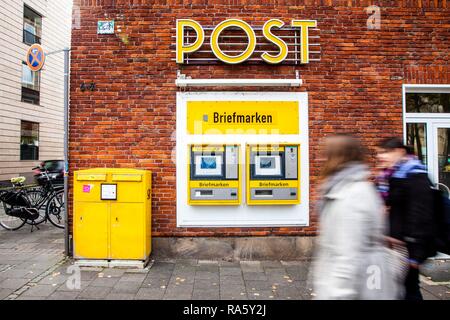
[0,191,30,207]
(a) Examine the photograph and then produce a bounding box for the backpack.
[429,187,450,256]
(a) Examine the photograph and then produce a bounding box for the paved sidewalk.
[1,225,449,300]
[0,223,65,300]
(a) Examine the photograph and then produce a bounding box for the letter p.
[176,19,205,63]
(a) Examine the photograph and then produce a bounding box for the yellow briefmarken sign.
[187,101,300,135]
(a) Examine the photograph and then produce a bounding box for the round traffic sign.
[26,44,45,72]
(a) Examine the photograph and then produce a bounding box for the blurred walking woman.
[312,134,398,300]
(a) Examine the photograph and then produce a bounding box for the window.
[23,5,42,45]
[406,123,427,166]
[406,93,450,113]
[21,62,40,105]
[20,121,39,161]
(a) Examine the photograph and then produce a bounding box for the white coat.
[312,164,401,300]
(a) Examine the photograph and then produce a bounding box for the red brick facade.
[70,0,450,237]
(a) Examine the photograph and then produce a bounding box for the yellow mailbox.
[73,168,152,262]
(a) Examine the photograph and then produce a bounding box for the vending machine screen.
[195,155,223,177]
[255,155,282,177]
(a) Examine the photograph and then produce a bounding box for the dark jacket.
[387,159,435,263]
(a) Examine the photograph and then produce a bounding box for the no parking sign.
[26,44,45,72]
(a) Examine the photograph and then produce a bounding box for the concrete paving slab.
[55,280,92,292]
[220,292,248,300]
[106,293,136,300]
[37,273,69,285]
[192,289,220,300]
[111,280,143,294]
[421,259,450,282]
[143,277,170,288]
[240,261,263,272]
[247,290,276,300]
[135,287,165,300]
[243,272,268,281]
[170,276,195,285]
[0,278,29,290]
[119,273,147,283]
[195,271,220,280]
[261,261,284,268]
[420,284,450,300]
[0,268,37,279]
[20,284,57,297]
[219,267,242,276]
[77,286,112,299]
[90,277,120,287]
[245,280,274,291]
[0,289,13,299]
[15,295,46,300]
[48,291,80,300]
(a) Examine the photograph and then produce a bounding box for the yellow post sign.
[187,101,300,135]
[176,18,318,64]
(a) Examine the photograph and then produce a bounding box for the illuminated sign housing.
[176,18,318,65]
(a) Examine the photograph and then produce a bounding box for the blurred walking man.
[376,138,435,300]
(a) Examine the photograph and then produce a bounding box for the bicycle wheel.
[24,188,47,225]
[46,189,65,229]
[0,201,27,231]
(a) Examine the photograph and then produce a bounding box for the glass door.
[404,87,450,259]
[433,123,450,198]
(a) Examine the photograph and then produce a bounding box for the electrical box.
[188,144,241,205]
[73,168,152,262]
[246,144,300,205]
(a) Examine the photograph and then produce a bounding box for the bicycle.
[28,166,65,229]
[0,167,65,231]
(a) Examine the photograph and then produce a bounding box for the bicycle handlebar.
[33,166,50,174]
[32,166,52,182]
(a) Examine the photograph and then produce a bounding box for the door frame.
[403,84,450,185]
[403,85,450,259]
[431,122,450,196]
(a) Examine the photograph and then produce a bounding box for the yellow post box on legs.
[73,168,152,264]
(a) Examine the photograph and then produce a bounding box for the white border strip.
[176,78,302,87]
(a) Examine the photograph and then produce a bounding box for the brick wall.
[70,0,450,237]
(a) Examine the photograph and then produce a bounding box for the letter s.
[262,19,288,64]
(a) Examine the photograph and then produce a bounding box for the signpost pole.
[27,44,71,256]
[63,47,71,256]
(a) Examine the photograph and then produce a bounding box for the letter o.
[210,19,256,64]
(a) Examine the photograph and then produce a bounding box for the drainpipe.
[63,47,71,256]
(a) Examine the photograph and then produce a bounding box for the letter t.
[291,20,317,64]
